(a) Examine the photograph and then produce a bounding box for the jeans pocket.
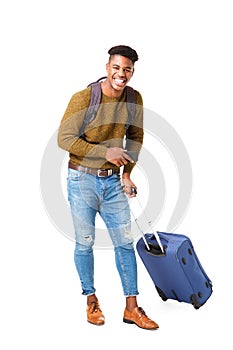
[68,168,84,181]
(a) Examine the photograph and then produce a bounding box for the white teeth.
[115,79,125,84]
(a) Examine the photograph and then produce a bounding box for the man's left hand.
[122,176,137,198]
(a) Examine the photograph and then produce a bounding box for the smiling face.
[104,54,134,97]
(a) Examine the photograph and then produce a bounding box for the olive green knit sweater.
[58,85,144,174]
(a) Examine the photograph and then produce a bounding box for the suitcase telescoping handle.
[129,187,164,254]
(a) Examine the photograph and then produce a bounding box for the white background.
[1,0,232,349]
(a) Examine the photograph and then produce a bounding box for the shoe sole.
[87,320,105,326]
[123,318,159,330]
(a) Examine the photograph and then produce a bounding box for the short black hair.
[108,45,139,63]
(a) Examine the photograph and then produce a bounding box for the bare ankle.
[126,296,138,311]
[87,294,98,305]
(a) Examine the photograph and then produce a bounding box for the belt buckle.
[97,169,112,177]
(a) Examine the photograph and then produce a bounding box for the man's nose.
[118,67,126,76]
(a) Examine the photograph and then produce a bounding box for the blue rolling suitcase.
[136,232,213,309]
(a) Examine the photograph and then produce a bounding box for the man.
[58,45,159,330]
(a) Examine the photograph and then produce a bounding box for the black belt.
[68,162,119,177]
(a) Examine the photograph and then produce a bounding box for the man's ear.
[106,62,109,74]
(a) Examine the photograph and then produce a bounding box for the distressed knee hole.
[84,235,93,243]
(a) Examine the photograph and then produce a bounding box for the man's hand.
[122,173,137,198]
[105,147,134,167]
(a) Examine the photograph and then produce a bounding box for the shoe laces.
[88,301,101,313]
[138,307,147,316]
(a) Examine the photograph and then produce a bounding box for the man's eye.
[112,66,132,73]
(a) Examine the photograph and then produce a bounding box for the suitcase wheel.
[155,286,167,301]
[190,294,201,309]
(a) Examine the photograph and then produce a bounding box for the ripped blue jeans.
[67,168,139,297]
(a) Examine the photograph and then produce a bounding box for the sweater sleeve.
[123,91,144,174]
[57,89,107,160]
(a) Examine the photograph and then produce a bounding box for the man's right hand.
[105,147,134,167]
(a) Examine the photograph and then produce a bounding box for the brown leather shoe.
[123,307,159,330]
[87,301,105,326]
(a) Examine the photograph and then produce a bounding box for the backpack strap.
[79,82,102,136]
[87,76,107,87]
